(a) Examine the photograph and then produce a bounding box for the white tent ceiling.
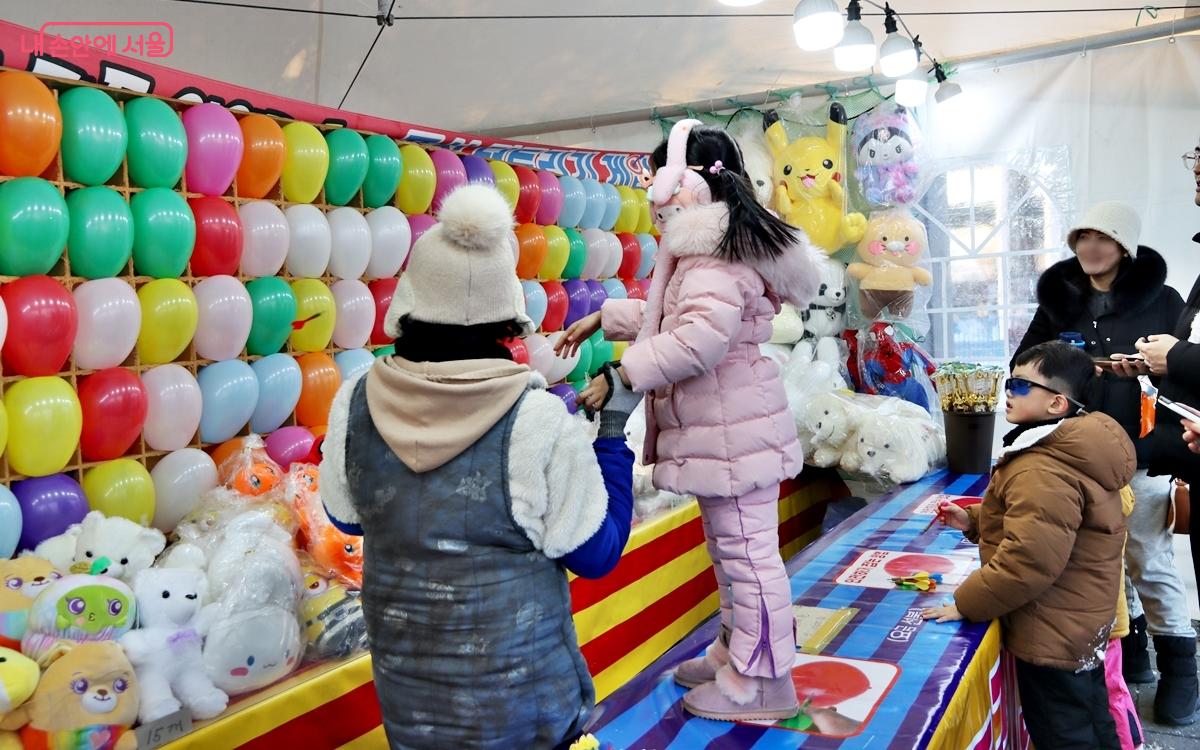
[5,1,1199,135]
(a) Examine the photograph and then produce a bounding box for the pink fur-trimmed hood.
[660,202,823,309]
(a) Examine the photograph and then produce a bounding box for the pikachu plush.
[764,103,867,254]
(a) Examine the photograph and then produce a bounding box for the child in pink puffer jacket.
[558,121,822,722]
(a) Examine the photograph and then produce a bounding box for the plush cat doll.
[0,559,61,650]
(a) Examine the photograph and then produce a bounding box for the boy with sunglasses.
[924,341,1135,750]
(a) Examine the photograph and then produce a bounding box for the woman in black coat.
[1013,201,1196,726]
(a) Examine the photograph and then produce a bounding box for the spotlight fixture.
[834,0,876,72]
[793,0,844,51]
[934,62,962,103]
[878,3,917,77]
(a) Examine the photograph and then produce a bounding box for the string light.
[835,0,878,71]
[878,4,918,77]
[793,0,845,51]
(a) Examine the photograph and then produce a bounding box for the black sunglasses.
[1006,377,1087,413]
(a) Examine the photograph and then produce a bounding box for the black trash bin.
[943,411,996,475]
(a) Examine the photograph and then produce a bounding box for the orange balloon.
[514,223,548,280]
[296,353,341,428]
[309,425,328,438]
[236,114,286,199]
[210,437,249,484]
[0,71,62,177]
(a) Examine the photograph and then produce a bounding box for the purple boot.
[682,664,800,722]
[674,627,731,689]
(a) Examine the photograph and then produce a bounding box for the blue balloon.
[599,182,622,231]
[0,485,22,558]
[556,175,586,229]
[580,179,607,230]
[197,360,259,443]
[334,348,376,381]
[636,233,658,280]
[521,280,548,330]
[602,278,628,301]
[250,354,302,434]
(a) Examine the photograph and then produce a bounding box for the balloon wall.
[0,69,656,551]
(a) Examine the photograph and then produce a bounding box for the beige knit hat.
[1067,201,1141,258]
[384,184,533,338]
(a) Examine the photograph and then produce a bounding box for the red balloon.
[188,196,242,276]
[541,281,568,332]
[616,233,642,279]
[368,278,398,345]
[1,276,77,376]
[503,337,529,365]
[637,279,652,298]
[512,165,541,225]
[624,278,648,302]
[78,368,148,461]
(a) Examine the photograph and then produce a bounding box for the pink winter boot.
[674,627,731,688]
[682,664,800,722]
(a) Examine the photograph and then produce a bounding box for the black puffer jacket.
[1150,234,1200,483]
[1014,246,1184,466]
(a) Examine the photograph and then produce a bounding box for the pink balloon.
[142,364,202,451]
[182,103,244,196]
[535,171,564,226]
[193,275,252,361]
[524,334,555,380]
[330,279,375,350]
[406,215,437,266]
[265,426,315,469]
[430,150,468,213]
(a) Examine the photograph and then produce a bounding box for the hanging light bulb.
[934,62,962,103]
[793,0,844,51]
[878,4,917,77]
[834,0,876,72]
[718,0,766,5]
[894,66,929,106]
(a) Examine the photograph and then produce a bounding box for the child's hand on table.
[922,603,963,623]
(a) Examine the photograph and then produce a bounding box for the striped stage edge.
[165,469,846,749]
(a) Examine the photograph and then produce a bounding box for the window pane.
[1007,307,1038,354]
[948,257,1000,307]
[950,310,1005,362]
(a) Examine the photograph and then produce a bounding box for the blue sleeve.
[324,502,364,537]
[560,437,635,579]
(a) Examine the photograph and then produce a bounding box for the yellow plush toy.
[0,647,39,750]
[848,208,932,320]
[0,558,61,651]
[764,103,867,254]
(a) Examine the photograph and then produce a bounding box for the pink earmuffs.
[648,119,713,228]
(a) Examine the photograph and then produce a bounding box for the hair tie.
[708,160,725,175]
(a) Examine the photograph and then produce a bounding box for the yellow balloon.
[82,459,155,526]
[488,160,519,212]
[281,122,330,203]
[538,225,570,280]
[615,186,639,233]
[5,377,81,477]
[290,279,336,352]
[634,188,653,234]
[611,341,628,361]
[396,145,436,215]
[137,279,197,365]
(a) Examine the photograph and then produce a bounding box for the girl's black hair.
[650,125,798,262]
[393,316,522,363]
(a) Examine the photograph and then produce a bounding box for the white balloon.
[544,332,578,383]
[327,207,372,280]
[72,278,141,370]
[142,364,202,451]
[239,201,290,277]
[151,448,218,533]
[508,230,520,268]
[365,206,411,279]
[285,204,331,278]
[193,275,252,361]
[601,232,623,279]
[0,295,6,352]
[524,334,555,380]
[330,279,374,349]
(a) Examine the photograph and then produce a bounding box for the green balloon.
[0,177,68,277]
[588,330,613,375]
[567,338,593,382]
[131,188,195,279]
[246,276,297,356]
[362,135,402,208]
[373,344,396,358]
[124,97,187,189]
[324,129,369,206]
[66,187,134,279]
[59,88,127,186]
[562,228,587,279]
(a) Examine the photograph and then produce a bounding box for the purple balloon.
[562,279,592,328]
[586,280,608,315]
[430,150,468,213]
[535,171,564,226]
[13,474,89,552]
[461,154,496,187]
[182,102,244,196]
[548,383,579,415]
[264,426,316,469]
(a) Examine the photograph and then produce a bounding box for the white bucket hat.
[1067,201,1141,258]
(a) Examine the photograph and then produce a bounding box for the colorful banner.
[590,470,1030,750]
[0,20,650,185]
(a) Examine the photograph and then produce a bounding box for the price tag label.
[136,708,193,749]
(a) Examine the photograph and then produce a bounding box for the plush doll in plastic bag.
[764,104,867,254]
[857,322,938,412]
[769,304,806,345]
[21,575,136,666]
[0,559,61,651]
[202,603,301,695]
[216,436,285,499]
[0,646,39,748]
[119,567,228,723]
[203,509,304,612]
[840,399,946,484]
[29,511,166,585]
[852,102,922,207]
[729,113,775,208]
[848,208,931,322]
[797,391,861,468]
[0,641,139,750]
[299,564,368,662]
[800,256,850,366]
[289,465,363,589]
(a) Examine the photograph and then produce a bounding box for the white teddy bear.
[798,392,859,468]
[120,567,229,722]
[840,401,946,484]
[800,257,849,366]
[29,511,166,583]
[729,115,775,208]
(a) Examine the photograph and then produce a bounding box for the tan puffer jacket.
[955,412,1136,671]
